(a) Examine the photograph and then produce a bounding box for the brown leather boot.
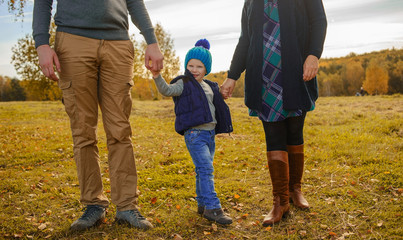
[288,145,310,209]
[263,151,290,226]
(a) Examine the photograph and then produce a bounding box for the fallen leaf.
[151,197,157,204]
[203,231,211,235]
[38,223,47,230]
[173,234,183,240]
[265,226,272,231]
[234,194,240,199]
[212,223,218,232]
[176,205,181,210]
[329,232,337,236]
[377,221,383,227]
[299,230,307,236]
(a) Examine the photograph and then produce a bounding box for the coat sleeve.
[304,0,327,59]
[227,1,250,80]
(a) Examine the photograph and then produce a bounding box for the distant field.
[0,95,402,239]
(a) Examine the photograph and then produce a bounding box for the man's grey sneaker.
[203,208,233,225]
[115,209,153,230]
[197,205,205,215]
[70,205,106,231]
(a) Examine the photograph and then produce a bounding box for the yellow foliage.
[363,59,389,95]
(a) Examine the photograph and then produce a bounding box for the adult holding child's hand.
[145,42,164,72]
[220,78,236,99]
[225,0,327,227]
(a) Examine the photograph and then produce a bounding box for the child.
[149,39,233,225]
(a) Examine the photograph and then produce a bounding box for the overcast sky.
[1,0,403,78]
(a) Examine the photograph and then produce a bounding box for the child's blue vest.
[171,70,233,135]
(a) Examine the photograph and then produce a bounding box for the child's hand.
[150,69,161,78]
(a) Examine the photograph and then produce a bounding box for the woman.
[221,0,327,226]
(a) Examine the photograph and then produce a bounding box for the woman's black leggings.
[262,112,306,151]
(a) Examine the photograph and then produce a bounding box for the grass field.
[0,95,402,240]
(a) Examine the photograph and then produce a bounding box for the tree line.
[317,49,403,96]
[0,22,402,101]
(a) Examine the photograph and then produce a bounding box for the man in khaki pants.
[33,0,164,231]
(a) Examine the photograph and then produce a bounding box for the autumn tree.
[388,60,403,94]
[0,76,26,101]
[363,59,389,95]
[342,60,365,95]
[11,22,61,100]
[0,75,11,101]
[317,72,344,96]
[0,0,27,18]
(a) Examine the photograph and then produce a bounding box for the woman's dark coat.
[227,0,327,111]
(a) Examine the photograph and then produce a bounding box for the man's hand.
[303,55,319,81]
[220,78,237,99]
[36,45,60,81]
[145,43,164,72]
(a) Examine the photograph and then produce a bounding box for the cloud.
[325,0,403,23]
[323,21,403,57]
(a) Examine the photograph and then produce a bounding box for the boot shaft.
[267,151,289,206]
[287,144,304,192]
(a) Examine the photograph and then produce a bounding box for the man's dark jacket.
[227,0,327,111]
[171,70,233,135]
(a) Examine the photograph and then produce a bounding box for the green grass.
[0,95,402,239]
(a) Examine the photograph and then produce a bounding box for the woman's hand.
[220,78,236,99]
[303,55,319,81]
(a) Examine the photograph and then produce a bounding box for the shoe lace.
[80,205,102,220]
[129,209,146,220]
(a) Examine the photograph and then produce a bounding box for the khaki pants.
[55,32,138,211]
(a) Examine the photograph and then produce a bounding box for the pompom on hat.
[184,39,212,75]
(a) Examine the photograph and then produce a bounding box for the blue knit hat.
[184,39,212,75]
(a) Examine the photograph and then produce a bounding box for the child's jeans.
[184,129,221,210]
